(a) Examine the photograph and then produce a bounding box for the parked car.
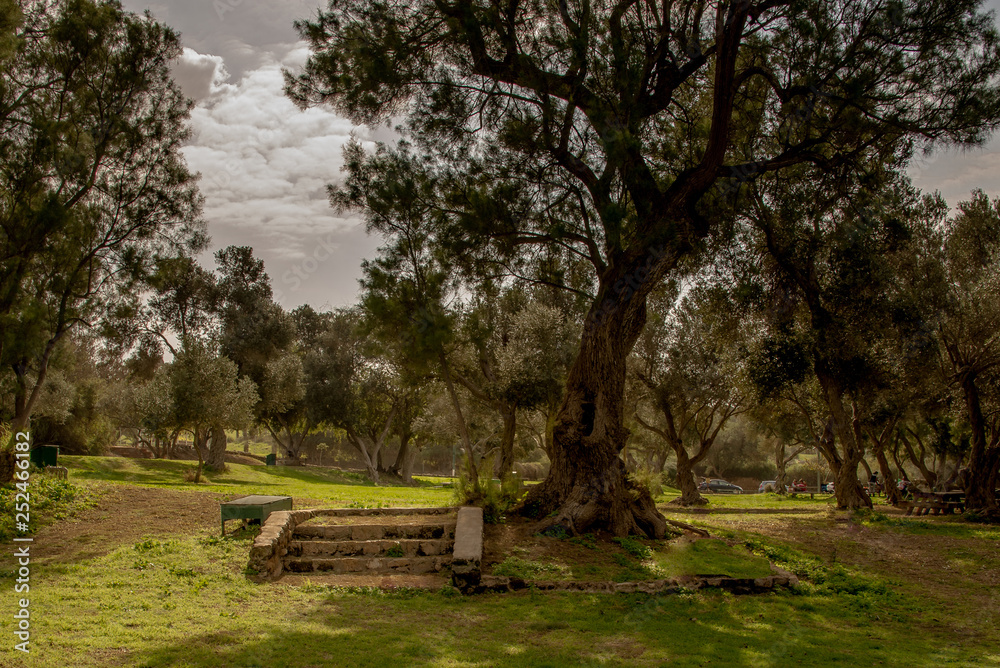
[699,478,743,494]
[759,480,777,493]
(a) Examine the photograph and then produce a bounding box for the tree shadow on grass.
[124,589,946,668]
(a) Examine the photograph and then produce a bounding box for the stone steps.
[287,538,453,558]
[280,513,460,577]
[283,555,451,575]
[292,522,456,541]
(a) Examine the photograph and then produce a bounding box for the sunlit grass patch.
[59,456,453,507]
[651,538,772,579]
[0,475,97,541]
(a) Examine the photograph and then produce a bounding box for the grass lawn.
[59,455,454,508]
[1,456,997,667]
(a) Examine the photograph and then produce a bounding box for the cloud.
[180,47,375,259]
[171,48,229,101]
[909,137,1000,209]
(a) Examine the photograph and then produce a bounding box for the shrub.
[629,466,664,498]
[453,470,523,524]
[0,476,94,541]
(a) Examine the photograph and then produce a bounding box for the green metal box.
[29,445,59,468]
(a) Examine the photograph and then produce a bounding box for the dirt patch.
[23,483,228,565]
[695,509,1000,610]
[483,517,666,582]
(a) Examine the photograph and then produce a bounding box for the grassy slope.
[59,455,454,508]
[0,457,996,667]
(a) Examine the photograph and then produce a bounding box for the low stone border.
[473,565,799,595]
[247,506,459,581]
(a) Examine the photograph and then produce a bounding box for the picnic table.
[220,495,293,535]
[905,490,964,516]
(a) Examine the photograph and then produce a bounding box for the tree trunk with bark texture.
[674,448,707,506]
[0,448,15,484]
[192,427,208,483]
[206,425,228,471]
[873,442,901,505]
[960,373,1000,516]
[495,404,517,481]
[518,274,667,538]
[899,431,937,490]
[400,438,416,484]
[818,373,872,510]
[388,430,411,478]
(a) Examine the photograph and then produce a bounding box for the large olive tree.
[287,0,1000,535]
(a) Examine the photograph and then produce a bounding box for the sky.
[120,0,1000,311]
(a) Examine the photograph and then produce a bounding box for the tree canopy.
[288,0,1000,534]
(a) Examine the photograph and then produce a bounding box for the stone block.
[451,507,483,591]
[352,525,384,541]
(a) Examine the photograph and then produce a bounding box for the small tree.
[632,285,748,505]
[167,343,257,482]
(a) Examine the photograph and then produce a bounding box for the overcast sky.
[120,0,1000,311]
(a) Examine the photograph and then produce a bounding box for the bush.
[453,465,523,524]
[629,466,664,498]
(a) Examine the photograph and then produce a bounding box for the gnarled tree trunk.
[192,427,208,483]
[868,424,902,506]
[518,272,667,538]
[961,373,1000,516]
[817,373,871,510]
[495,404,517,481]
[674,448,707,506]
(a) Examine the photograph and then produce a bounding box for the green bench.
[220,495,293,535]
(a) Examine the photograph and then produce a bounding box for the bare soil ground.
[29,483,226,566]
[694,506,1000,619]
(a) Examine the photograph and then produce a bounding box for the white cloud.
[171,48,230,101]
[181,48,370,260]
[169,46,387,308]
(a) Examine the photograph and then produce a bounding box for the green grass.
[60,456,453,508]
[853,509,1000,539]
[1,456,997,666]
[493,556,570,580]
[651,539,773,580]
[1,528,993,667]
[0,475,96,540]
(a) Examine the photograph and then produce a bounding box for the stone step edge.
[312,506,459,518]
[475,574,799,594]
[474,568,799,594]
[283,556,452,574]
[287,538,453,557]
